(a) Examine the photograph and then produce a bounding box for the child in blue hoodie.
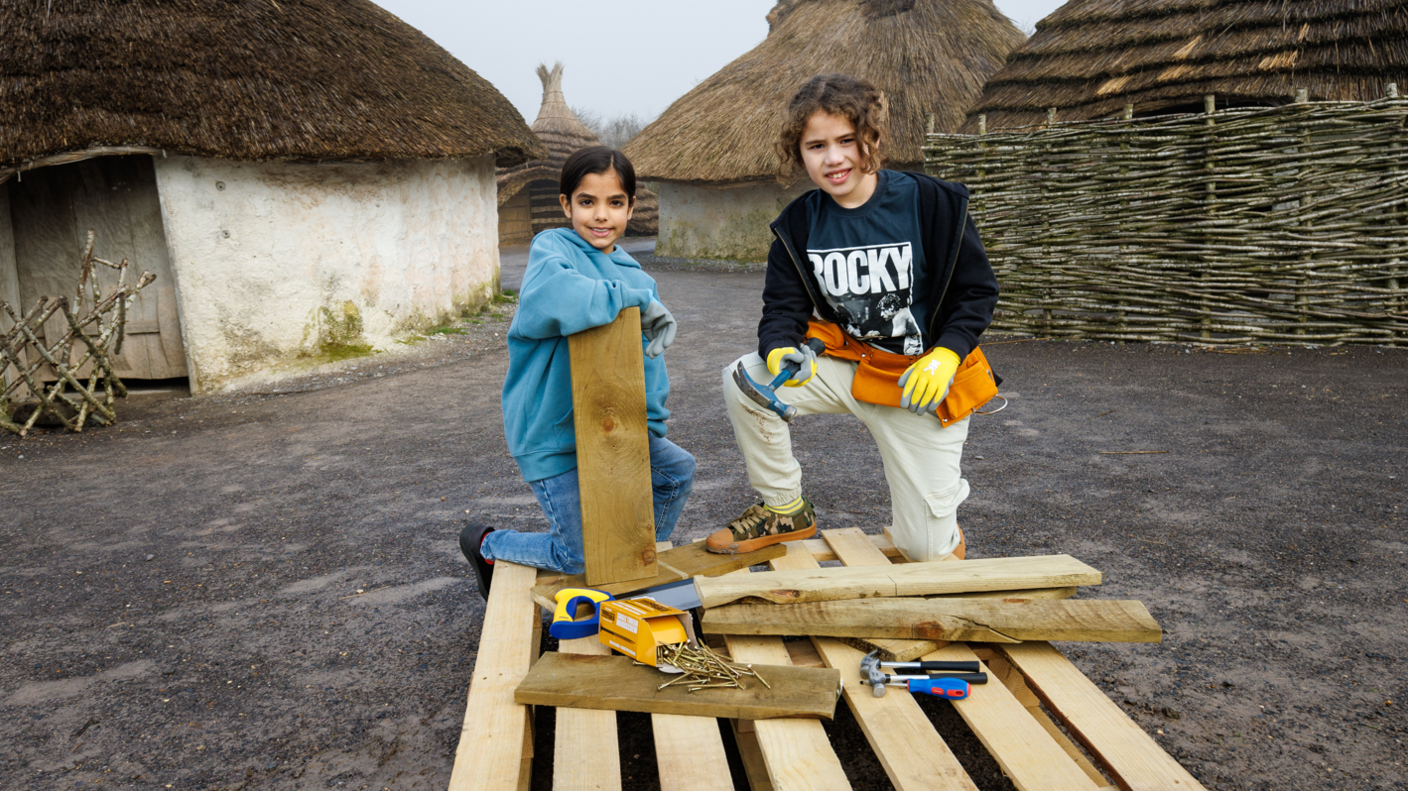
[459,147,695,598]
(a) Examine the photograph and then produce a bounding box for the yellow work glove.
[897,347,961,415]
[766,345,818,387]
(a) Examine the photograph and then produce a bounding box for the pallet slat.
[514,653,840,720]
[810,531,982,790]
[569,307,657,586]
[553,635,621,791]
[694,554,1103,608]
[994,642,1208,791]
[816,528,944,660]
[843,586,1077,662]
[724,578,853,790]
[774,538,980,791]
[652,714,735,791]
[926,642,1102,791]
[647,541,734,791]
[449,561,540,791]
[702,597,1162,643]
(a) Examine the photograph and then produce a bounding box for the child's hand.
[640,301,677,358]
[898,347,960,415]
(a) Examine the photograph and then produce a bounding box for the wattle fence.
[924,95,1408,346]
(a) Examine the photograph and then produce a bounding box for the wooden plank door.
[8,156,187,381]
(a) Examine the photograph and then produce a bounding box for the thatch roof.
[964,0,1408,131]
[624,0,1025,185]
[0,0,545,170]
[497,63,604,205]
[497,63,659,237]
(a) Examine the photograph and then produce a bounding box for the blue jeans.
[480,435,696,574]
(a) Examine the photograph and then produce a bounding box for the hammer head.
[732,362,799,422]
[861,651,889,697]
[860,650,881,678]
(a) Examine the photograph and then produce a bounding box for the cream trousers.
[722,352,970,562]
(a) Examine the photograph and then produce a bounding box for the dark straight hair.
[559,146,637,205]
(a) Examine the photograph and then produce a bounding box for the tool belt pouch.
[806,320,999,428]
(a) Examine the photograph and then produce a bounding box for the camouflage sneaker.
[705,497,818,555]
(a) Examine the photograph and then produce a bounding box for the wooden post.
[1201,94,1217,340]
[568,307,658,586]
[1292,91,1311,335]
[1118,104,1133,334]
[1042,109,1056,327]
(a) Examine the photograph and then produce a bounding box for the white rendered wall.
[0,186,18,327]
[655,180,810,263]
[0,187,17,393]
[154,155,498,393]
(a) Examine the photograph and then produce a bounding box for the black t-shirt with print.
[804,170,927,355]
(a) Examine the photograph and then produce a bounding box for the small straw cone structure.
[497,63,658,236]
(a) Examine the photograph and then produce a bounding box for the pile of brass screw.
[650,643,771,693]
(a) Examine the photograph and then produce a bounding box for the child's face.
[559,168,634,254]
[800,111,878,209]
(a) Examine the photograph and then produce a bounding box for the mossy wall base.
[154,154,499,393]
[655,181,810,263]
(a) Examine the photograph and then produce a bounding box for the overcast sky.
[376,0,1066,124]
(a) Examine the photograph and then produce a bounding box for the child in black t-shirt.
[707,73,999,563]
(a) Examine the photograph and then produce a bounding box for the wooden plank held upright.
[568,306,658,586]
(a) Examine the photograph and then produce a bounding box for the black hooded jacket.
[757,172,999,362]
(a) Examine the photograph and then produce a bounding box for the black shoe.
[459,522,496,600]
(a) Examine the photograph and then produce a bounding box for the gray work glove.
[896,366,942,416]
[639,300,677,359]
[766,343,818,387]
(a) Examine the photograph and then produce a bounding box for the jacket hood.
[544,227,642,269]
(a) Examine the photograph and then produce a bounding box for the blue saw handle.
[550,589,612,640]
[908,677,970,699]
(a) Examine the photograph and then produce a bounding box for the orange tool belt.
[805,320,999,428]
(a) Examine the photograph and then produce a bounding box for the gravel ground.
[1,239,1405,790]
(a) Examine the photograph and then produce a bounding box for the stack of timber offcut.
[449,528,1208,791]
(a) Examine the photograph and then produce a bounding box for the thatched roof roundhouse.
[2,0,540,394]
[964,0,1408,131]
[623,0,1023,261]
[627,0,1025,185]
[0,0,544,170]
[497,63,657,245]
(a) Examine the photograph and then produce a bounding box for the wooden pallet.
[448,530,1207,791]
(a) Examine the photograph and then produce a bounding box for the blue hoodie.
[503,228,671,482]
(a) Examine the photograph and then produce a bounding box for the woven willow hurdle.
[925,93,1408,346]
[0,233,154,436]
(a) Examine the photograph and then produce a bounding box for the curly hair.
[775,73,888,184]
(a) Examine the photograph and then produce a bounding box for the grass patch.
[427,325,468,336]
[309,341,376,362]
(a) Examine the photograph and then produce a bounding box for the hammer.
[860,650,987,698]
[732,338,827,422]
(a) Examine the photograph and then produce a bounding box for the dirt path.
[1,252,1404,790]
